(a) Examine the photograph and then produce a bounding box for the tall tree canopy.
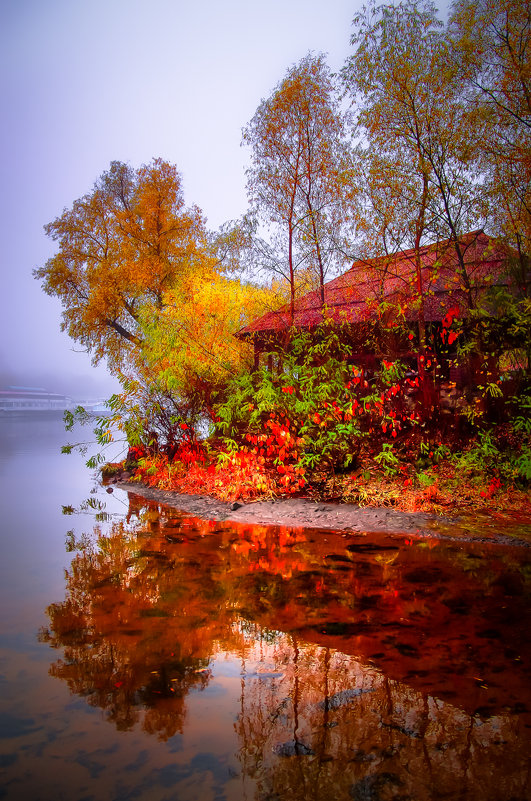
[35,160,275,440]
[341,0,491,351]
[449,0,531,276]
[35,159,209,374]
[243,53,352,319]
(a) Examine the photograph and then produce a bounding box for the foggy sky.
[0,0,443,399]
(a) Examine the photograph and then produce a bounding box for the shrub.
[215,322,411,489]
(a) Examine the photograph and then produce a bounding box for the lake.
[0,417,530,800]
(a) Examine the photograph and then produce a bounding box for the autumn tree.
[36,160,274,443]
[35,159,208,375]
[243,53,352,320]
[449,0,531,285]
[140,273,275,421]
[341,0,487,322]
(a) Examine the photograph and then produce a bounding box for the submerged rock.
[246,671,284,680]
[382,721,422,738]
[318,687,374,711]
[350,772,403,800]
[272,739,314,757]
[346,543,400,553]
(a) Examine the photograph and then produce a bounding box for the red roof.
[237,232,512,338]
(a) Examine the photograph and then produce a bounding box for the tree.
[140,272,275,422]
[36,160,276,445]
[449,0,531,282]
[341,0,487,319]
[34,159,208,375]
[242,53,352,320]
[449,0,530,136]
[340,0,494,417]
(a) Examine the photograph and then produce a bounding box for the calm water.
[0,419,530,801]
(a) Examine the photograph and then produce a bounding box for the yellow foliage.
[35,159,210,375]
[142,273,276,401]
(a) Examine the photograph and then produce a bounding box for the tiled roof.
[237,232,511,337]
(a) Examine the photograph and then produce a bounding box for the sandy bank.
[115,480,531,547]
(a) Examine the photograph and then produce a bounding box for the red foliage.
[440,304,461,344]
[481,477,502,499]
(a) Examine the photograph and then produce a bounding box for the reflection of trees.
[41,494,531,797]
[234,635,531,801]
[40,517,235,739]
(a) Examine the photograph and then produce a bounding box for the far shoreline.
[114,480,531,548]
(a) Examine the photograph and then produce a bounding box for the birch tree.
[450,0,531,285]
[243,53,352,319]
[341,0,486,319]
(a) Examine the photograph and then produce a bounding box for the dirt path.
[115,481,531,547]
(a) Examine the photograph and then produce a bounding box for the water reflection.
[40,494,531,800]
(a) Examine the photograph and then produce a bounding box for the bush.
[215,322,411,490]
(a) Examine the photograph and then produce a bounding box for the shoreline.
[115,480,531,547]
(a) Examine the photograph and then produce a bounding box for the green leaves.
[514,447,531,481]
[215,322,412,484]
[374,443,400,476]
[512,395,531,435]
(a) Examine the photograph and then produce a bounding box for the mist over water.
[0,370,120,402]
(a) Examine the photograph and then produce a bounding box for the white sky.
[0,0,446,397]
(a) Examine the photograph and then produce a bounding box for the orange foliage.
[131,445,276,503]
